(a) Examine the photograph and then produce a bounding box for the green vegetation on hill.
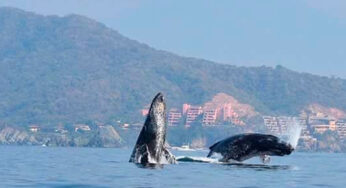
[0,7,346,126]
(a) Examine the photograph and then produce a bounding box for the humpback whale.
[129,93,176,165]
[207,133,294,163]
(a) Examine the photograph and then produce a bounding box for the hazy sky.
[0,0,346,78]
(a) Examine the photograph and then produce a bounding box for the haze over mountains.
[0,7,345,126]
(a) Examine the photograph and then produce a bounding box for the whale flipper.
[207,140,221,157]
[260,154,271,164]
[129,144,150,164]
[162,147,176,164]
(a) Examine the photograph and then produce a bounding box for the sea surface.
[1,146,345,188]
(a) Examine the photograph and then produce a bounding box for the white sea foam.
[176,156,240,164]
[176,156,220,163]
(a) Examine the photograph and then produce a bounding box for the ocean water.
[1,146,345,188]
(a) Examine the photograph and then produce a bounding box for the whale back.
[207,133,294,162]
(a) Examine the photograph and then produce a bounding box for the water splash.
[285,120,302,148]
[176,156,220,163]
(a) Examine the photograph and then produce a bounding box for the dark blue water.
[1,146,345,187]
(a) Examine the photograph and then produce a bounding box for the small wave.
[176,156,293,170]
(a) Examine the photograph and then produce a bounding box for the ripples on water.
[0,146,345,187]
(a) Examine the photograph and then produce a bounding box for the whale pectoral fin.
[139,145,150,164]
[260,154,271,164]
[162,147,176,164]
[207,151,214,158]
[130,144,150,164]
[208,140,222,158]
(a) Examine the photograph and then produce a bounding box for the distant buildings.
[55,124,68,134]
[138,93,257,127]
[263,116,315,149]
[297,117,310,136]
[29,125,40,133]
[329,120,337,131]
[312,124,330,134]
[336,120,346,139]
[307,117,341,134]
[264,115,342,133]
[168,108,182,126]
[222,103,233,121]
[184,105,203,127]
[263,116,280,135]
[264,114,345,136]
[263,113,346,150]
[122,123,130,129]
[139,92,253,128]
[74,124,91,132]
[182,104,190,115]
[140,102,245,128]
[263,116,307,136]
[182,101,245,127]
[222,103,243,125]
[202,108,218,126]
[141,109,149,116]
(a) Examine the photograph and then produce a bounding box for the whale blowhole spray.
[280,119,302,149]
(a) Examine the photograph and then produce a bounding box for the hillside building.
[263,116,280,135]
[202,108,218,126]
[74,124,91,132]
[168,108,182,126]
[336,120,346,139]
[141,109,149,116]
[310,118,337,134]
[185,105,203,127]
[29,125,40,133]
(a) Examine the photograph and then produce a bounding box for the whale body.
[129,93,176,165]
[207,133,294,163]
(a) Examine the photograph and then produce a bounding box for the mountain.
[0,7,346,126]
